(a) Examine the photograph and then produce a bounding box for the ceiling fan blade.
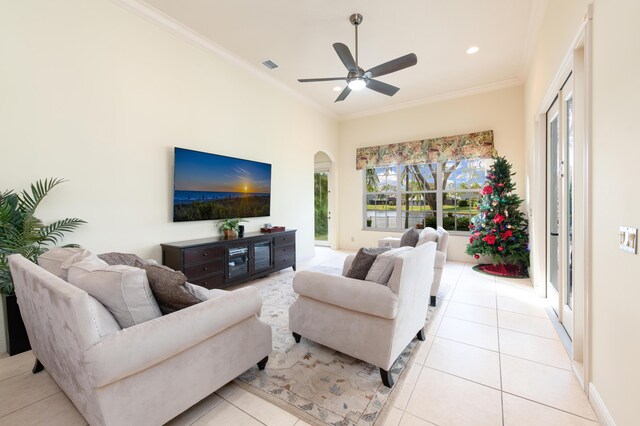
[366,79,400,96]
[333,43,358,72]
[365,53,417,78]
[298,77,346,83]
[334,86,352,102]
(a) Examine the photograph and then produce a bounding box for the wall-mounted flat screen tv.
[173,147,271,222]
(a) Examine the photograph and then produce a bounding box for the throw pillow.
[67,257,162,328]
[37,248,92,280]
[185,282,212,302]
[345,248,388,280]
[142,264,203,314]
[416,227,438,247]
[399,228,420,247]
[365,246,413,284]
[98,252,151,268]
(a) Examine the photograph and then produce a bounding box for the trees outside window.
[364,159,488,232]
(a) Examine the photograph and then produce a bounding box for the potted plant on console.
[0,178,86,355]
[217,218,247,238]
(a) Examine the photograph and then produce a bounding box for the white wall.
[525,1,640,424]
[337,86,525,261]
[0,1,339,350]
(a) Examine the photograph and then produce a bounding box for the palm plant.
[0,178,86,294]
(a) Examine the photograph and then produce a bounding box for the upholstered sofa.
[289,242,436,387]
[379,226,449,306]
[8,254,272,426]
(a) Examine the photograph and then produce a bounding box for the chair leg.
[380,368,395,388]
[32,359,44,374]
[257,356,268,371]
[430,295,436,307]
[292,332,301,343]
[416,328,426,341]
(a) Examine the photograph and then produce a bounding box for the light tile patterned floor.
[0,248,599,425]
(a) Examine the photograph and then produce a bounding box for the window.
[364,159,489,232]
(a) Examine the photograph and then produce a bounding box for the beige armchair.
[379,226,449,306]
[289,242,436,387]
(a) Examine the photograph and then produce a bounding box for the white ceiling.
[140,0,545,118]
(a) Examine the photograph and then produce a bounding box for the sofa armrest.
[85,286,263,387]
[378,237,401,248]
[342,255,356,276]
[435,250,447,268]
[293,271,398,319]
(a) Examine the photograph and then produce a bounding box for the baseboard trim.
[589,383,616,426]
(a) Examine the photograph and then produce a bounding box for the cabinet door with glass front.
[252,238,273,274]
[226,242,251,282]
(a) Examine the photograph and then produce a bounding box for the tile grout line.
[495,274,505,426]
[397,263,463,419]
[0,389,63,420]
[501,390,600,423]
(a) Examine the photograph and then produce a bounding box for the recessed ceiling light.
[333,86,342,92]
[466,46,480,54]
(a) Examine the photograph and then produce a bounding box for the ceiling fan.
[298,13,417,102]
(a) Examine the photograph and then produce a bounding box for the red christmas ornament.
[493,214,505,224]
[501,230,513,239]
[481,185,493,195]
[474,254,480,259]
[498,246,504,251]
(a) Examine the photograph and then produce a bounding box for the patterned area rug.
[236,266,447,426]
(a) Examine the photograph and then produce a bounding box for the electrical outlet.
[619,226,637,254]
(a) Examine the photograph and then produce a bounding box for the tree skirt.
[473,263,529,278]
[235,265,448,426]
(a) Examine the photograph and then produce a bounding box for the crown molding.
[340,78,523,122]
[519,0,549,81]
[109,0,338,120]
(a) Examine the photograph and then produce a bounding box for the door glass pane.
[549,114,560,292]
[228,246,249,280]
[314,172,328,241]
[566,95,574,308]
[254,241,272,272]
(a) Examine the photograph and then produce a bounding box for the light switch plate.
[619,226,638,254]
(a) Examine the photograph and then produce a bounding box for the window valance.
[355,130,495,170]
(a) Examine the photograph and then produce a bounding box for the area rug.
[235,265,448,426]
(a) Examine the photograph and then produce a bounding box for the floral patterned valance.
[355,130,495,170]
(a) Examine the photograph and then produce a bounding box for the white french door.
[546,73,575,339]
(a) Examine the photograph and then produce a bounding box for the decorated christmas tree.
[466,156,529,276]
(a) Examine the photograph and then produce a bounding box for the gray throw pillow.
[365,246,413,284]
[99,252,151,268]
[142,264,202,314]
[400,228,420,247]
[345,248,388,280]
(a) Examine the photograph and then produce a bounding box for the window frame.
[362,160,486,235]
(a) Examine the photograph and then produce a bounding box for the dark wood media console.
[161,230,296,289]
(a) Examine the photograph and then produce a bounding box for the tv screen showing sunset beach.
[173,147,271,222]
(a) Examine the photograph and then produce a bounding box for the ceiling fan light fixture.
[333,86,342,92]
[347,77,367,91]
[466,46,480,54]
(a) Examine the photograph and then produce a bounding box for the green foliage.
[314,173,328,239]
[465,157,530,267]
[216,217,248,233]
[174,196,270,221]
[0,179,86,294]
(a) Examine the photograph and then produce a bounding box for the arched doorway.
[314,152,333,247]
